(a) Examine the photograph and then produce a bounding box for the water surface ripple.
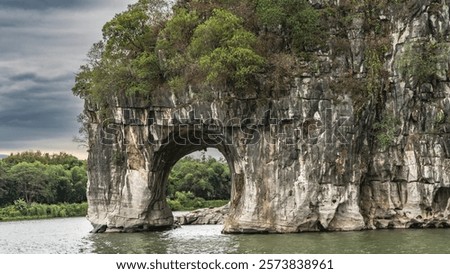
[1,217,449,254]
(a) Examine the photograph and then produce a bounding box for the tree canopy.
[73,0,329,105]
[72,0,171,103]
[0,152,87,206]
[168,156,231,200]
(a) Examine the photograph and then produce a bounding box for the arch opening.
[167,149,231,216]
[147,128,239,227]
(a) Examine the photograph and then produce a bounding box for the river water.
[1,217,450,254]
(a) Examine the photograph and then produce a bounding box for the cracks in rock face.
[86,1,450,233]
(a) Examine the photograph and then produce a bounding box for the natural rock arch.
[86,104,251,233]
[148,127,240,226]
[86,84,450,234]
[84,1,450,233]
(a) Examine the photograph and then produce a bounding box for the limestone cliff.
[82,0,450,233]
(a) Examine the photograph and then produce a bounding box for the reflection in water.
[0,217,93,254]
[232,230,450,254]
[1,217,450,254]
[87,226,450,254]
[88,225,238,254]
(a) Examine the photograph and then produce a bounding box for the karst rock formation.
[82,0,450,233]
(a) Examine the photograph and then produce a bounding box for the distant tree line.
[0,151,87,206]
[0,200,88,221]
[168,155,231,200]
[167,155,231,210]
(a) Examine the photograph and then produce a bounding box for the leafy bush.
[365,40,389,96]
[398,41,450,86]
[167,199,183,211]
[0,202,88,221]
[159,8,266,90]
[14,199,28,215]
[35,204,46,216]
[203,200,229,208]
[156,8,200,60]
[256,0,326,53]
[72,0,168,103]
[59,209,67,218]
[167,191,202,211]
[168,156,231,200]
[374,114,400,150]
[167,191,228,211]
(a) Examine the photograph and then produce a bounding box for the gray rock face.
[175,204,230,225]
[85,1,450,233]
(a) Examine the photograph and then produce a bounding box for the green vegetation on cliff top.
[72,0,330,104]
[73,0,444,104]
[73,0,447,154]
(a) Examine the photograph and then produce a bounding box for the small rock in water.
[176,204,230,225]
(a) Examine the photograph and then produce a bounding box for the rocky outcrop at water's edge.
[175,204,230,226]
[84,0,450,233]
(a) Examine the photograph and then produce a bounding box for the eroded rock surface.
[175,204,230,225]
[85,1,450,233]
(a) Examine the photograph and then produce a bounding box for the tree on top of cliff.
[73,0,328,105]
[72,0,171,104]
[194,9,266,89]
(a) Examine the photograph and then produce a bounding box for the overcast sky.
[0,0,136,159]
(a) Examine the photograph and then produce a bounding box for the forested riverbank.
[0,201,88,221]
[0,151,231,220]
[0,151,88,221]
[0,152,87,206]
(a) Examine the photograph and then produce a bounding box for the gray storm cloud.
[0,0,135,158]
